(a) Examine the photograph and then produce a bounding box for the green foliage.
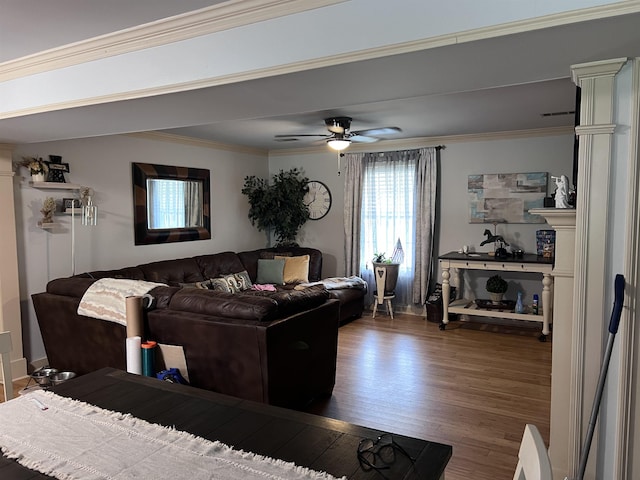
[242,168,310,246]
[485,274,508,294]
[372,252,392,263]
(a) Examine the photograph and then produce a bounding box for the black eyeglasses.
[357,434,415,477]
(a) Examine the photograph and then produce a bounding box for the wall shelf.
[30,182,81,190]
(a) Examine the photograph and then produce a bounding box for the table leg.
[441,267,450,329]
[541,273,553,341]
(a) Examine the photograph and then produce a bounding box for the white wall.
[13,134,268,363]
[270,132,574,305]
[268,150,346,278]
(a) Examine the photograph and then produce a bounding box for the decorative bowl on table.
[49,371,76,386]
[31,367,59,386]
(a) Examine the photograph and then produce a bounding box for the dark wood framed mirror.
[132,162,211,245]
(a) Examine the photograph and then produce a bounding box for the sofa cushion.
[238,248,323,283]
[194,252,246,279]
[275,255,310,284]
[79,266,146,281]
[239,284,330,317]
[138,258,204,286]
[179,279,213,289]
[256,259,285,285]
[209,278,233,293]
[168,289,278,321]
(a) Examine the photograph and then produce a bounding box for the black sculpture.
[480,229,509,247]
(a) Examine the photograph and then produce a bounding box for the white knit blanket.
[294,276,367,291]
[77,278,166,325]
[0,391,344,480]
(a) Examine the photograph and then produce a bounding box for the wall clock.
[304,180,331,220]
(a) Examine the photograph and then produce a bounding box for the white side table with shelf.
[439,251,554,341]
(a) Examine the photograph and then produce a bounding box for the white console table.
[439,252,554,341]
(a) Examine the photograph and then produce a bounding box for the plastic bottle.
[141,341,157,377]
[515,291,524,314]
[532,294,539,315]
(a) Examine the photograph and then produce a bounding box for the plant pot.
[373,262,399,293]
[489,292,504,304]
[31,173,46,182]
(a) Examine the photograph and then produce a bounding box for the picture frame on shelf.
[63,198,81,212]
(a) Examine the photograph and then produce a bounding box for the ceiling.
[2,2,640,150]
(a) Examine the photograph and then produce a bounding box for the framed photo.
[63,198,81,212]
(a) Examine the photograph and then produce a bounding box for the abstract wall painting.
[468,172,548,224]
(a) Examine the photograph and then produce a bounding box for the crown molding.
[0,0,346,82]
[2,1,639,111]
[571,57,628,84]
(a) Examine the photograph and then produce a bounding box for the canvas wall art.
[468,172,548,223]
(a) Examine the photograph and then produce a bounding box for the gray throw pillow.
[209,278,233,293]
[256,258,285,285]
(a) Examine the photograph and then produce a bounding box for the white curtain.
[343,147,439,308]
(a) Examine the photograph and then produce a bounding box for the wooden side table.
[439,252,554,341]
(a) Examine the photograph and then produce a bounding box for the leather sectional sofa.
[32,247,366,408]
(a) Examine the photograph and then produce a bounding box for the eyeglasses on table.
[357,433,415,477]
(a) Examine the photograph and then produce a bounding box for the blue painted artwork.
[468,172,548,223]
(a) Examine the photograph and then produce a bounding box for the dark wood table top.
[440,251,553,265]
[0,368,451,479]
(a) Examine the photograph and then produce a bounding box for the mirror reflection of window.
[146,179,203,229]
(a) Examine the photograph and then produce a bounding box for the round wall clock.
[304,180,332,220]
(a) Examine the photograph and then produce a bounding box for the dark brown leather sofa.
[31,247,365,408]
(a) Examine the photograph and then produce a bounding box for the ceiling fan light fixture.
[327,138,351,151]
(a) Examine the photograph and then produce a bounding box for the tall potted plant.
[242,168,310,246]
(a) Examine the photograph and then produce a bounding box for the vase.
[372,262,399,293]
[31,173,46,183]
[489,292,504,304]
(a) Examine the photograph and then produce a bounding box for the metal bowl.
[31,367,59,385]
[49,371,76,386]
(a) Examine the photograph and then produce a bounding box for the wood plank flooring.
[305,312,552,480]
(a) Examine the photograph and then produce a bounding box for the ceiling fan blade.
[351,126,402,137]
[350,135,380,143]
[274,134,329,138]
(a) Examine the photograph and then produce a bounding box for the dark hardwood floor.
[305,312,552,480]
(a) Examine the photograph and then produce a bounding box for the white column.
[569,58,627,480]
[0,144,28,380]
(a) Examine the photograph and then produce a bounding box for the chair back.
[513,424,552,480]
[0,331,13,401]
[374,266,388,304]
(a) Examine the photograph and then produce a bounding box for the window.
[146,179,202,230]
[360,151,418,305]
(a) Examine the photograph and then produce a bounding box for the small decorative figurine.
[39,197,56,225]
[480,224,509,258]
[552,174,571,208]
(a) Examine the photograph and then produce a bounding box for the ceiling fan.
[275,116,401,151]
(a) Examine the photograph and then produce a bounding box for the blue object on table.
[141,341,157,377]
[515,292,524,314]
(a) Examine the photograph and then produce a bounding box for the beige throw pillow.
[275,255,310,284]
